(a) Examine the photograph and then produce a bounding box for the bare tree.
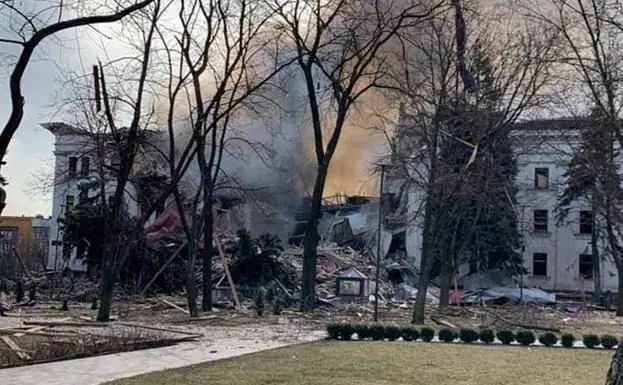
[268,0,444,311]
[146,0,297,316]
[527,0,623,320]
[381,1,559,323]
[0,0,156,183]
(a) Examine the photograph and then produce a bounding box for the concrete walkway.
[2,324,326,385]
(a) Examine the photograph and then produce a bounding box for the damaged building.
[383,115,623,294]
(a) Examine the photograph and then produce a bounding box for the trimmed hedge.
[439,329,457,343]
[516,331,536,346]
[538,332,558,347]
[561,333,575,348]
[356,324,371,340]
[385,325,402,341]
[401,327,420,342]
[583,334,600,349]
[369,324,386,341]
[459,329,479,344]
[479,329,495,344]
[497,330,515,345]
[421,327,435,342]
[327,323,354,340]
[601,335,619,349]
[326,323,606,350]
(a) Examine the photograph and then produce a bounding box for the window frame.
[80,156,90,178]
[533,209,549,232]
[579,210,593,235]
[68,156,78,179]
[532,252,548,277]
[579,254,594,279]
[534,167,549,190]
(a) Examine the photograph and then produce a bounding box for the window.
[532,253,548,276]
[80,157,90,178]
[533,210,548,232]
[579,254,594,279]
[32,226,49,239]
[579,210,593,235]
[68,156,78,178]
[65,195,75,207]
[534,168,549,189]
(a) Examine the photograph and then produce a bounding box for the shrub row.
[326,323,619,349]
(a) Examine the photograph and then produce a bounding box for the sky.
[0,25,98,217]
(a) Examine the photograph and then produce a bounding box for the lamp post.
[374,164,387,322]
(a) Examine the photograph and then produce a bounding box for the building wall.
[45,126,142,272]
[397,124,619,293]
[0,215,50,273]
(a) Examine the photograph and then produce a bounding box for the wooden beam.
[0,336,31,360]
[161,299,190,315]
[23,320,109,328]
[116,321,203,337]
[212,212,241,308]
[140,241,188,296]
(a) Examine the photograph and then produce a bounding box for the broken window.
[532,253,547,276]
[579,210,593,235]
[80,157,90,178]
[65,195,75,207]
[533,209,548,232]
[68,156,78,179]
[534,167,549,189]
[579,254,594,279]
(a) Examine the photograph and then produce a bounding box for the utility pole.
[374,164,387,322]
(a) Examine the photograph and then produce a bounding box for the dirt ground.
[5,296,619,335]
[0,296,620,369]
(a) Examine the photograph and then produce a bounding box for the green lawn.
[108,342,613,385]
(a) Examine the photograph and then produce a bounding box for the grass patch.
[107,341,612,385]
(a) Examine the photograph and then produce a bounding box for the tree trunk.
[605,342,623,385]
[186,242,199,318]
[202,203,213,312]
[96,256,115,322]
[439,259,451,308]
[617,267,623,317]
[412,204,435,324]
[300,165,328,311]
[591,212,602,301]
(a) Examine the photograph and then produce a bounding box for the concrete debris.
[464,287,556,304]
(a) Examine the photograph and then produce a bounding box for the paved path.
[2,324,326,385]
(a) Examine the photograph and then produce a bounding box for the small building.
[335,267,369,301]
[0,215,50,273]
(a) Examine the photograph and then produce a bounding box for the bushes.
[384,325,402,341]
[497,330,515,345]
[583,334,600,349]
[479,329,495,344]
[459,329,479,344]
[356,325,371,340]
[538,332,558,347]
[401,327,420,342]
[327,323,605,350]
[601,335,619,349]
[369,325,386,341]
[561,333,575,348]
[516,331,536,346]
[438,329,457,343]
[421,327,435,342]
[326,323,355,340]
